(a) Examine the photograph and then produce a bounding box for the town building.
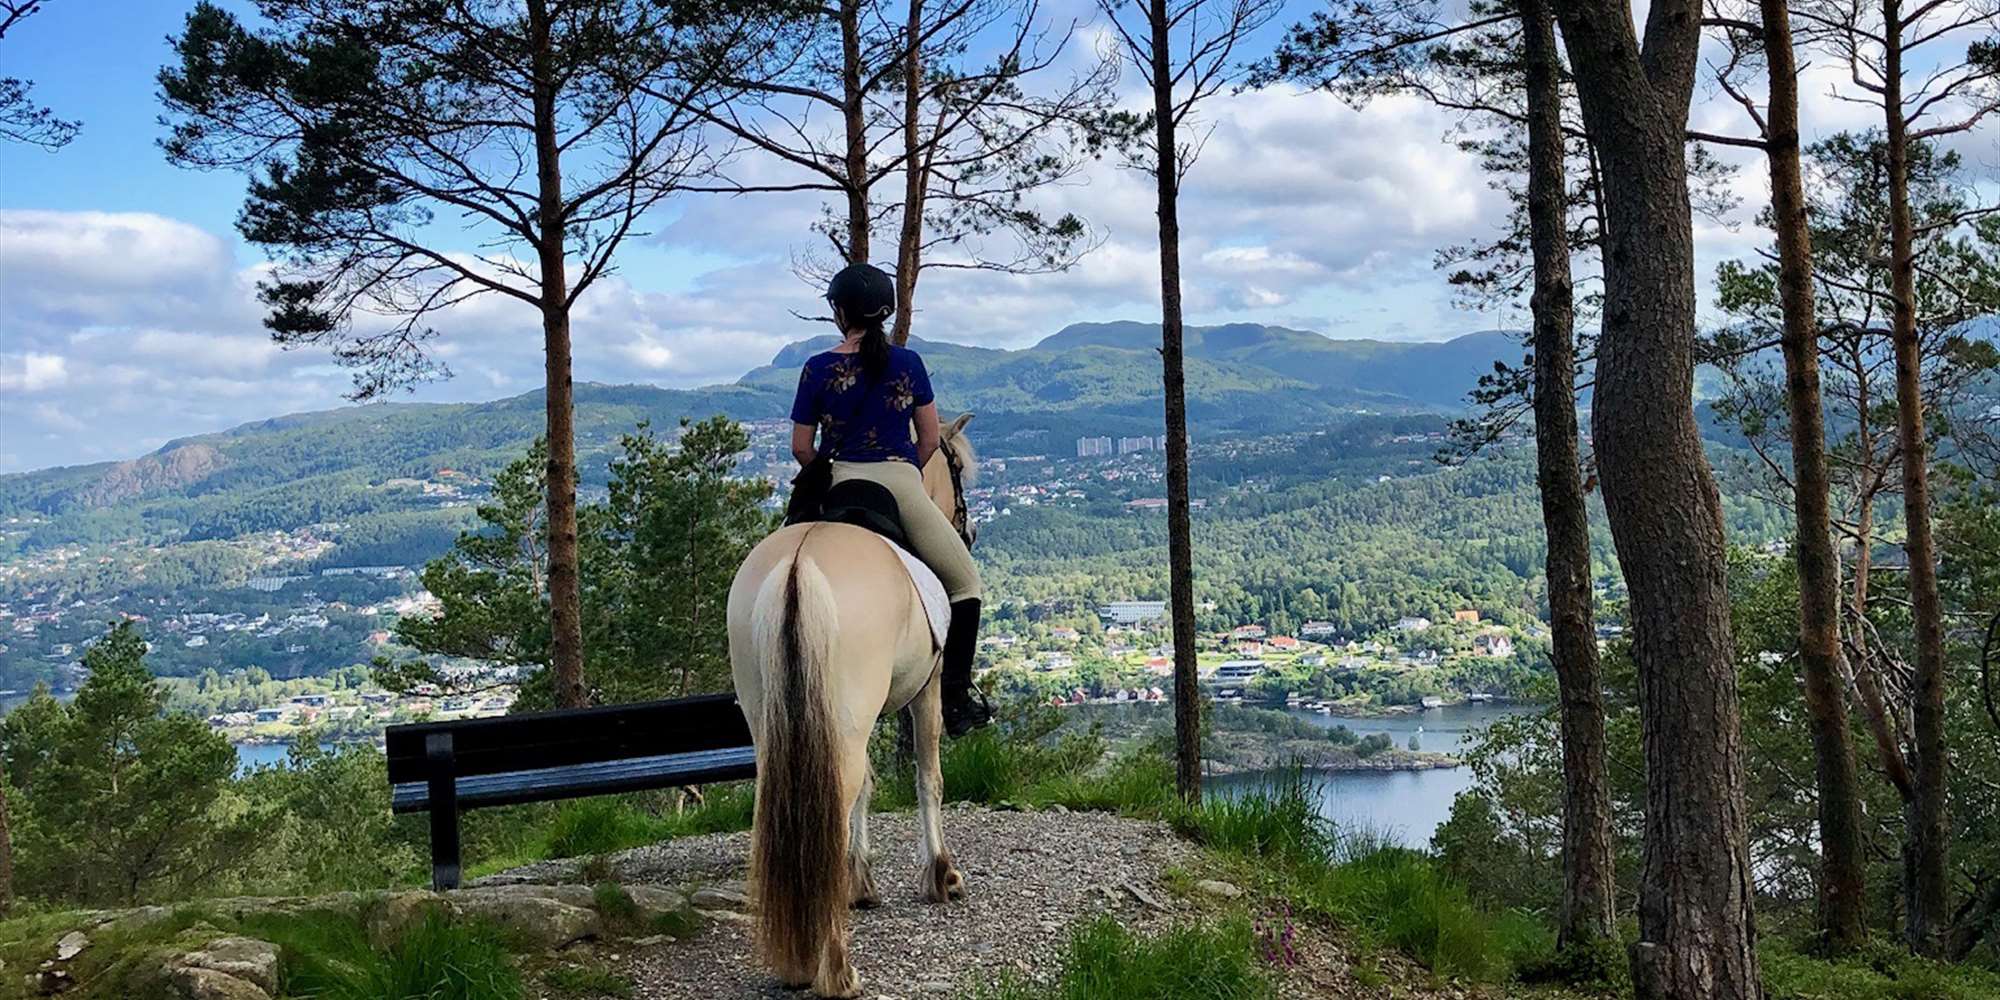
[1099,601,1167,626]
[1206,659,1266,684]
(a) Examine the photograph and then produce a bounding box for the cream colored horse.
[727,414,976,998]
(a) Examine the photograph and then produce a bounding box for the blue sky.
[0,0,1928,472]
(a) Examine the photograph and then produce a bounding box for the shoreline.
[1200,733,1463,776]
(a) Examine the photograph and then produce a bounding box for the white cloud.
[0,353,69,393]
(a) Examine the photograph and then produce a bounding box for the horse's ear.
[948,412,974,436]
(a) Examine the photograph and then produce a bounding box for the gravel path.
[494,805,1197,999]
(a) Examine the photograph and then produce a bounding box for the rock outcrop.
[9,882,707,999]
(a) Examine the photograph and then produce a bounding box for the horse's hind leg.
[813,730,872,999]
[848,768,881,909]
[912,673,966,903]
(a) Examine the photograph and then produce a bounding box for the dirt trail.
[492,806,1541,1000]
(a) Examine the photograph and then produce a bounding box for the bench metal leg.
[426,733,462,890]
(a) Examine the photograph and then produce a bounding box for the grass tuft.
[592,883,642,931]
[1027,749,1178,816]
[251,910,523,1000]
[540,800,674,860]
[969,915,1273,1000]
[1175,767,1333,867]
[542,962,635,998]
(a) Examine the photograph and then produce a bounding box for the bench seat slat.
[391,746,757,814]
[383,694,752,784]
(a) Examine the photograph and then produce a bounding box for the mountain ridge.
[0,322,1516,541]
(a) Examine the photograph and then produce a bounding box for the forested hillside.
[0,319,1820,694]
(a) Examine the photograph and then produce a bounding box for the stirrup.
[944,684,994,738]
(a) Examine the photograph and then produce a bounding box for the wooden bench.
[386,693,757,889]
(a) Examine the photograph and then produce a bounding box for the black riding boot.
[941,598,992,738]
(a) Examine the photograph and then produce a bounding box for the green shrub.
[1761,937,2000,1000]
[1429,791,1562,915]
[969,915,1274,1000]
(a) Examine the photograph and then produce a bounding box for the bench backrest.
[384,692,753,784]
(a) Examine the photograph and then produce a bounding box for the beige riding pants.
[830,459,982,602]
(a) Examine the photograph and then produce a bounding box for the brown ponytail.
[857,317,890,380]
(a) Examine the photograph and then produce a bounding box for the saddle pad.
[883,537,951,650]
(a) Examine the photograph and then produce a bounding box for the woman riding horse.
[788,262,991,737]
[725,263,984,996]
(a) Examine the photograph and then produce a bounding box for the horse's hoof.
[851,892,882,910]
[922,862,967,903]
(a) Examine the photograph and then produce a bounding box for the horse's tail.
[748,548,848,979]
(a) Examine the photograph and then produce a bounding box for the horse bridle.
[943,442,972,549]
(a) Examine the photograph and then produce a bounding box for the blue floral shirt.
[790,346,935,465]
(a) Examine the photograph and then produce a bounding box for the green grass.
[967,915,1274,1000]
[469,784,761,879]
[542,963,635,998]
[663,783,757,836]
[942,727,1022,803]
[873,704,1113,812]
[1164,765,1553,984]
[0,905,525,1000]
[1292,843,1553,982]
[249,911,523,1000]
[592,883,644,931]
[539,799,677,860]
[2,905,239,1000]
[589,882,704,939]
[1026,749,1178,816]
[1173,768,1333,867]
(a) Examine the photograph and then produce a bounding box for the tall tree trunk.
[892,0,925,346]
[841,0,870,264]
[530,0,586,709]
[1845,379,1915,797]
[1149,0,1200,804]
[1880,0,1950,953]
[1851,378,1875,621]
[1552,1,1761,995]
[1519,0,1616,953]
[1762,0,1868,951]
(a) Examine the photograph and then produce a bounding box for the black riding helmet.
[826,263,896,324]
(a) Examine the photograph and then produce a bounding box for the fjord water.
[1211,701,1535,848]
[229,701,1535,840]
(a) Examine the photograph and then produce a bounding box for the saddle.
[813,479,914,552]
[795,479,950,650]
